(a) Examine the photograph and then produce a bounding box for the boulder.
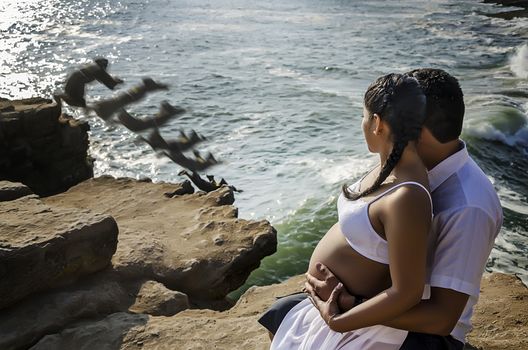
[129,279,190,316]
[43,176,277,300]
[0,180,33,201]
[0,196,118,310]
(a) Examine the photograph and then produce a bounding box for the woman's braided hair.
[342,73,426,200]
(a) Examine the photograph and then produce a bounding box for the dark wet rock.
[0,98,93,196]
[483,0,528,19]
[483,0,528,7]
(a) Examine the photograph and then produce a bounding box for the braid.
[342,138,408,200]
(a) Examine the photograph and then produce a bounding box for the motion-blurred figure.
[141,128,206,153]
[163,149,218,172]
[58,58,123,107]
[116,101,185,132]
[178,170,219,192]
[177,170,241,193]
[90,78,168,120]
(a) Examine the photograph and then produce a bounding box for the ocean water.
[1,0,527,297]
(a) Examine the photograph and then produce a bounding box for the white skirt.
[270,299,408,350]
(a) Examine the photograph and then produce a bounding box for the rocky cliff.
[0,178,277,350]
[0,97,93,196]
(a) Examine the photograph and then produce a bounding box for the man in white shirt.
[258,68,503,349]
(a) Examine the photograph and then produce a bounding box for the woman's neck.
[378,142,425,179]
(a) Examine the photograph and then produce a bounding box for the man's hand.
[305,262,356,311]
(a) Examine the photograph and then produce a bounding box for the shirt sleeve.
[428,206,499,297]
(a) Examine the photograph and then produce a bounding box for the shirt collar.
[427,140,469,192]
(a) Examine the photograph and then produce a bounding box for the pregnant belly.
[308,223,391,298]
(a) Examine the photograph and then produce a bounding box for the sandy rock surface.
[30,276,304,350]
[29,273,528,350]
[465,273,528,350]
[0,195,118,310]
[43,176,277,300]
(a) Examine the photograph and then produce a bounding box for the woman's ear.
[372,113,383,135]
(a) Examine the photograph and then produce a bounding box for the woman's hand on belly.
[306,262,339,301]
[306,281,344,326]
[305,263,357,312]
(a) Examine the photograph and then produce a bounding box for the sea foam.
[510,44,528,79]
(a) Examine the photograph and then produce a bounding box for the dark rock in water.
[0,195,118,311]
[486,8,528,19]
[483,0,528,7]
[0,98,93,196]
[482,0,528,19]
[0,181,33,201]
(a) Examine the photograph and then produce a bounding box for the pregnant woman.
[268,73,433,349]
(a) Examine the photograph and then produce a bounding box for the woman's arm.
[309,186,432,332]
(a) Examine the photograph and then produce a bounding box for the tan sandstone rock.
[0,176,275,349]
[43,176,277,300]
[129,279,190,316]
[29,273,528,350]
[0,195,118,310]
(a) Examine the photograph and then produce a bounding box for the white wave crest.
[510,44,528,79]
[466,123,528,148]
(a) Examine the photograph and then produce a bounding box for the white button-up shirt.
[426,141,503,342]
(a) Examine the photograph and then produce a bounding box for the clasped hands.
[304,262,358,330]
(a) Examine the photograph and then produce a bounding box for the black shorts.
[257,293,464,350]
[257,292,306,335]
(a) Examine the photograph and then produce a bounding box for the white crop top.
[337,180,433,265]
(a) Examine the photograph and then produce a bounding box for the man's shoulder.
[433,156,501,220]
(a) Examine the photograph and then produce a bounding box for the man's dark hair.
[406,68,464,143]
